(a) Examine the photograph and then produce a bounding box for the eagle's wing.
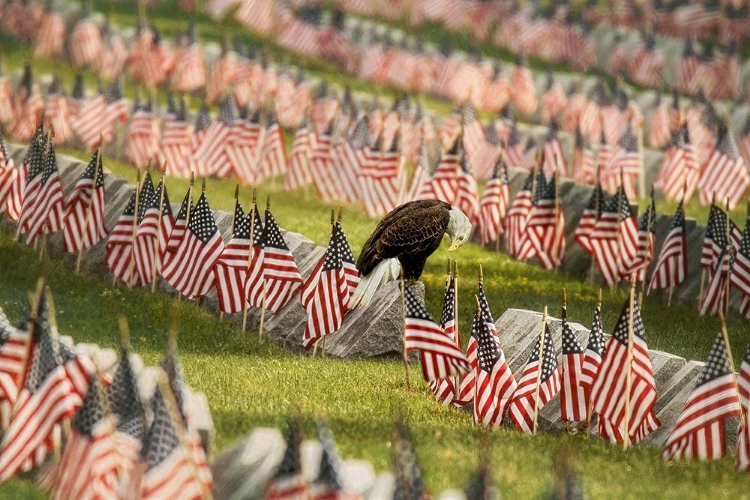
[357,200,451,276]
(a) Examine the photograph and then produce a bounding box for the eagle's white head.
[446,206,472,251]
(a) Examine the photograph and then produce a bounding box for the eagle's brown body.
[357,200,452,281]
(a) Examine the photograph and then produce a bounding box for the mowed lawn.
[0,156,749,498]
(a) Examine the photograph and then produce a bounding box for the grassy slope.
[0,231,748,499]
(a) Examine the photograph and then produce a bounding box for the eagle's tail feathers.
[349,259,401,309]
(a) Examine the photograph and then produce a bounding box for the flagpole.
[258,196,272,338]
[588,167,602,285]
[718,309,746,431]
[117,169,142,286]
[586,288,603,438]
[150,168,168,293]
[699,193,716,310]
[242,189,256,336]
[532,306,548,436]
[725,198,731,319]
[76,143,103,273]
[623,276,637,451]
[400,266,412,392]
[638,187,655,309]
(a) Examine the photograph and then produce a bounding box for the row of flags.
[403,266,750,468]
[0,284,212,499]
[213,0,747,103]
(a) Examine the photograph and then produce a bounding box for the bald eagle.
[349,200,472,309]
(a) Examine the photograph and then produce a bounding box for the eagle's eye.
[458,236,464,241]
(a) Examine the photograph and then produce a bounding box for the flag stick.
[724,198,731,319]
[399,266,412,392]
[123,169,144,287]
[454,261,462,352]
[718,310,746,430]
[242,189,257,336]
[623,276,637,451]
[638,187,655,309]
[698,269,706,311]
[636,122,645,200]
[532,305,548,436]
[588,169,602,284]
[258,196,271,337]
[150,171,168,293]
[76,145,103,273]
[586,288,603,437]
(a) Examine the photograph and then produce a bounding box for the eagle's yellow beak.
[447,244,459,252]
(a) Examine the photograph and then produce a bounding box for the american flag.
[579,303,605,408]
[265,417,309,500]
[301,222,351,350]
[255,208,303,314]
[0,131,17,216]
[648,201,688,294]
[573,184,603,255]
[455,152,479,224]
[698,123,748,211]
[404,288,470,383]
[244,203,266,309]
[73,80,128,151]
[510,59,537,116]
[42,76,73,145]
[392,421,430,500]
[68,17,104,68]
[505,171,534,257]
[140,388,205,500]
[164,187,193,256]
[678,38,700,95]
[171,37,206,94]
[428,274,459,406]
[214,201,251,314]
[23,142,65,246]
[257,112,288,183]
[623,195,656,281]
[503,120,525,168]
[161,192,224,300]
[334,115,369,204]
[360,133,404,217]
[14,133,48,241]
[0,308,29,427]
[591,189,638,286]
[419,137,460,204]
[284,119,313,192]
[310,121,342,203]
[572,126,596,184]
[701,203,728,269]
[590,299,659,445]
[542,122,567,178]
[517,173,564,269]
[560,307,587,423]
[700,247,731,317]
[105,188,138,285]
[107,346,145,478]
[662,332,742,460]
[161,340,212,490]
[472,306,516,428]
[603,124,641,200]
[478,159,509,246]
[736,344,750,471]
[0,292,82,480]
[192,96,238,180]
[33,9,65,58]
[731,217,750,308]
[309,421,351,500]
[63,149,107,253]
[50,376,119,500]
[648,97,672,150]
[508,323,561,434]
[124,96,161,169]
[159,100,193,178]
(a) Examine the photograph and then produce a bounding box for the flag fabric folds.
[62,149,107,253]
[508,323,561,434]
[590,299,659,445]
[161,192,224,300]
[404,289,470,383]
[301,222,352,350]
[662,332,741,461]
[560,307,587,423]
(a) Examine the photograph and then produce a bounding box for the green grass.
[0,229,749,499]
